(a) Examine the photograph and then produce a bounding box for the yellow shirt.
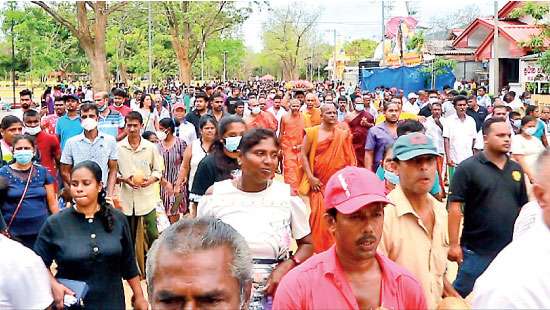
[375,112,418,125]
[117,138,164,216]
[378,186,449,309]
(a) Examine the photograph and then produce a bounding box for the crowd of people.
[0,78,549,309]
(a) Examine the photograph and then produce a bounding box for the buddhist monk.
[303,93,321,128]
[245,98,278,132]
[301,104,357,252]
[345,96,375,167]
[279,99,306,192]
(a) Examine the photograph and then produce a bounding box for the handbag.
[57,278,89,309]
[5,165,34,237]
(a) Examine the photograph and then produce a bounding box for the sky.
[241,0,504,52]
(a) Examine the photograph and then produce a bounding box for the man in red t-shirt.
[110,88,132,117]
[23,110,61,190]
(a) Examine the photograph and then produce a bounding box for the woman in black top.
[190,115,246,203]
[34,161,148,310]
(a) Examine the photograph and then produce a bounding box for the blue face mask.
[384,169,400,185]
[513,119,522,128]
[14,150,34,164]
[525,127,536,136]
[224,136,242,152]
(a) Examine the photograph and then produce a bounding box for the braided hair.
[72,161,115,233]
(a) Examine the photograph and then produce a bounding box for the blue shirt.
[98,109,125,139]
[365,122,397,171]
[533,119,546,140]
[60,132,118,185]
[0,164,54,236]
[56,114,83,150]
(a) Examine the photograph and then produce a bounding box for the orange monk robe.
[246,111,278,132]
[303,107,321,128]
[304,125,357,253]
[279,113,306,192]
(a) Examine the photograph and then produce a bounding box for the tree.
[32,1,128,92]
[426,4,480,38]
[162,1,251,84]
[509,2,550,74]
[344,39,378,64]
[262,3,320,80]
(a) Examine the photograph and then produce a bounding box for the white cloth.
[442,114,477,164]
[513,201,542,240]
[156,107,171,120]
[477,95,491,108]
[266,106,286,135]
[198,179,311,259]
[511,134,545,172]
[188,139,207,194]
[177,121,198,146]
[0,235,53,309]
[401,100,420,115]
[84,89,94,102]
[472,212,550,309]
[508,98,524,112]
[442,100,456,118]
[424,116,444,154]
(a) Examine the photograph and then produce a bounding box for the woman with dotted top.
[33,161,147,309]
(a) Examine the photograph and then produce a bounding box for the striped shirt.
[98,109,124,139]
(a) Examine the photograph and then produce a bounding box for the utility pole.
[11,18,16,106]
[380,1,386,67]
[332,29,337,81]
[491,0,500,94]
[148,2,153,90]
[223,51,227,81]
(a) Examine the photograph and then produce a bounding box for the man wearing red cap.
[273,167,427,310]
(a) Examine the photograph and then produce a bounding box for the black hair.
[383,100,400,111]
[525,105,538,116]
[493,104,507,112]
[142,131,157,141]
[159,117,176,134]
[211,115,246,175]
[273,95,282,100]
[125,111,143,124]
[210,92,224,101]
[12,134,35,150]
[521,115,537,128]
[139,93,154,112]
[80,103,99,115]
[443,85,451,90]
[0,115,23,129]
[72,161,114,233]
[22,109,40,120]
[397,120,425,137]
[326,207,337,219]
[19,89,32,98]
[194,92,209,102]
[240,128,280,155]
[199,115,218,131]
[112,88,127,98]
[478,86,486,92]
[510,111,521,119]
[448,90,459,96]
[482,117,506,135]
[452,95,468,105]
[382,143,394,160]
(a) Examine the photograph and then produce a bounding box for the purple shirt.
[365,122,397,171]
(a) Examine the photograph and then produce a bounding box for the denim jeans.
[453,246,497,298]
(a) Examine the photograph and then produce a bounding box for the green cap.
[393,132,440,161]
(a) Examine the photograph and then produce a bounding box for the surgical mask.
[98,104,108,112]
[224,136,242,152]
[513,119,522,128]
[523,99,533,106]
[355,104,365,111]
[24,126,41,136]
[525,127,536,136]
[251,106,261,115]
[384,169,400,185]
[81,117,98,131]
[13,149,33,164]
[156,130,167,141]
[429,97,439,104]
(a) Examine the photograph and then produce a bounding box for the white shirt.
[477,95,491,108]
[402,100,420,115]
[442,100,456,118]
[177,121,198,146]
[513,201,542,240]
[511,134,545,173]
[84,89,94,102]
[472,212,550,309]
[442,114,477,164]
[266,106,286,135]
[0,235,53,309]
[156,107,171,120]
[424,116,444,154]
[198,180,310,259]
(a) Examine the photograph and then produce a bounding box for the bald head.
[320,104,336,113]
[305,93,318,109]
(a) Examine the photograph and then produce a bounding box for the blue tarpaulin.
[359,65,456,94]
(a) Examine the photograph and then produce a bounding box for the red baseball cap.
[324,166,392,214]
[172,103,186,111]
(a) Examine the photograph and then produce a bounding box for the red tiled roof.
[501,24,543,43]
[498,1,523,19]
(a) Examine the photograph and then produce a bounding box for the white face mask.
[251,106,261,115]
[156,130,167,141]
[24,126,41,136]
[81,117,98,131]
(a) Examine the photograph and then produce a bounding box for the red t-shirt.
[35,131,61,189]
[109,104,132,117]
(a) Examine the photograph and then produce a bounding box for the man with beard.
[41,96,66,135]
[443,95,477,183]
[208,92,227,123]
[336,96,348,122]
[448,117,528,298]
[301,104,356,252]
[55,94,83,150]
[274,167,426,309]
[185,92,209,136]
[245,98,277,132]
[346,96,375,167]
[12,89,37,121]
[364,101,400,171]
